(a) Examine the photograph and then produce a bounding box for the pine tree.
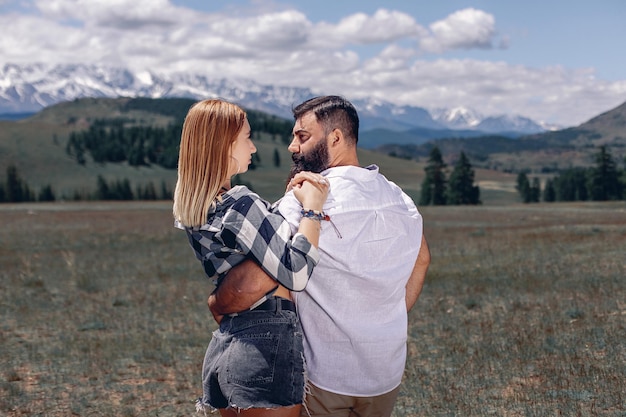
[516,172,531,203]
[96,175,110,200]
[420,147,447,206]
[273,148,281,167]
[22,182,35,202]
[530,177,541,203]
[116,178,134,200]
[587,146,621,200]
[160,180,172,200]
[446,152,481,205]
[38,185,56,202]
[553,168,588,201]
[543,178,556,202]
[66,132,86,165]
[139,182,157,200]
[6,165,25,202]
[621,157,626,199]
[128,134,146,166]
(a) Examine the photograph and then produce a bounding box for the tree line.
[516,146,626,203]
[65,118,182,168]
[0,165,173,203]
[64,111,292,167]
[419,147,482,206]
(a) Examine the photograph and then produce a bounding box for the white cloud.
[34,0,187,28]
[0,14,90,63]
[360,44,415,74]
[327,58,626,126]
[1,1,625,126]
[212,10,311,50]
[420,8,499,53]
[332,9,425,44]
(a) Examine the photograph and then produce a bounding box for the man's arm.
[208,259,277,323]
[406,235,430,312]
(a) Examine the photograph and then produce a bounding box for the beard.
[289,139,330,179]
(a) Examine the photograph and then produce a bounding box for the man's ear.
[330,128,343,145]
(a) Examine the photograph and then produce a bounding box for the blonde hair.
[173,99,247,227]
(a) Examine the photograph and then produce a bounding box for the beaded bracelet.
[301,209,329,221]
[300,209,343,238]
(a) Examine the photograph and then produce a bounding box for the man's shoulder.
[323,164,378,177]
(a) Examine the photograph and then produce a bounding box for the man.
[209,95,430,417]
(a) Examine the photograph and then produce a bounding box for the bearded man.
[209,95,430,417]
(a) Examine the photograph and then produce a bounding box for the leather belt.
[227,297,296,317]
[252,297,296,313]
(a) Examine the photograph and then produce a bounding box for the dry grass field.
[1,201,624,416]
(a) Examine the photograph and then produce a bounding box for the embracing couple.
[174,95,431,417]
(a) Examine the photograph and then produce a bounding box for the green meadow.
[1,200,624,416]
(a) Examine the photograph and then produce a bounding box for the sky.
[1,0,625,127]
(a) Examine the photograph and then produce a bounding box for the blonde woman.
[173,99,329,417]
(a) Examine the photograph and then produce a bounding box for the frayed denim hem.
[301,350,312,417]
[196,398,219,415]
[196,397,305,415]
[302,381,312,417]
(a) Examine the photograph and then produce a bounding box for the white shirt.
[277,164,423,396]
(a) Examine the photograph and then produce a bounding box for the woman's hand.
[290,171,329,211]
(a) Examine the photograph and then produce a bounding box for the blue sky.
[1,0,625,126]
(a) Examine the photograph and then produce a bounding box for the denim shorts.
[197,297,305,411]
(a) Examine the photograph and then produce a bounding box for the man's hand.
[208,259,278,322]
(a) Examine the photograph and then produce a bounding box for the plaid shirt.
[178,185,319,292]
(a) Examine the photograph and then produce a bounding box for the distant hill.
[0,97,413,204]
[0,97,525,204]
[522,100,626,147]
[359,126,517,149]
[377,100,626,172]
[4,96,624,205]
[0,97,294,201]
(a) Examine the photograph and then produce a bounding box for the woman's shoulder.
[223,185,271,208]
[224,185,258,202]
[229,184,253,197]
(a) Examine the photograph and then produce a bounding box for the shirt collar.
[322,164,379,180]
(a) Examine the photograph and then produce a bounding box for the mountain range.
[376,99,626,173]
[1,62,550,141]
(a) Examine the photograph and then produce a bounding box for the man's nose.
[288,139,299,153]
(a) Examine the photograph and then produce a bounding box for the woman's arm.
[219,177,327,291]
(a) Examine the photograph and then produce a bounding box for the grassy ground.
[1,201,624,416]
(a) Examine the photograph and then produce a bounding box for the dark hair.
[293,95,359,144]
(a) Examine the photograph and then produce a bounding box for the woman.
[173,99,329,416]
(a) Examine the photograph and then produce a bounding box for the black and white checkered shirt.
[178,185,319,292]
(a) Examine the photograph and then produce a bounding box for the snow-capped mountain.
[0,63,315,118]
[431,106,549,133]
[431,107,483,129]
[354,96,444,130]
[0,63,549,134]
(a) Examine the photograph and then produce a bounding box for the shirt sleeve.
[216,194,319,291]
[274,191,303,235]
